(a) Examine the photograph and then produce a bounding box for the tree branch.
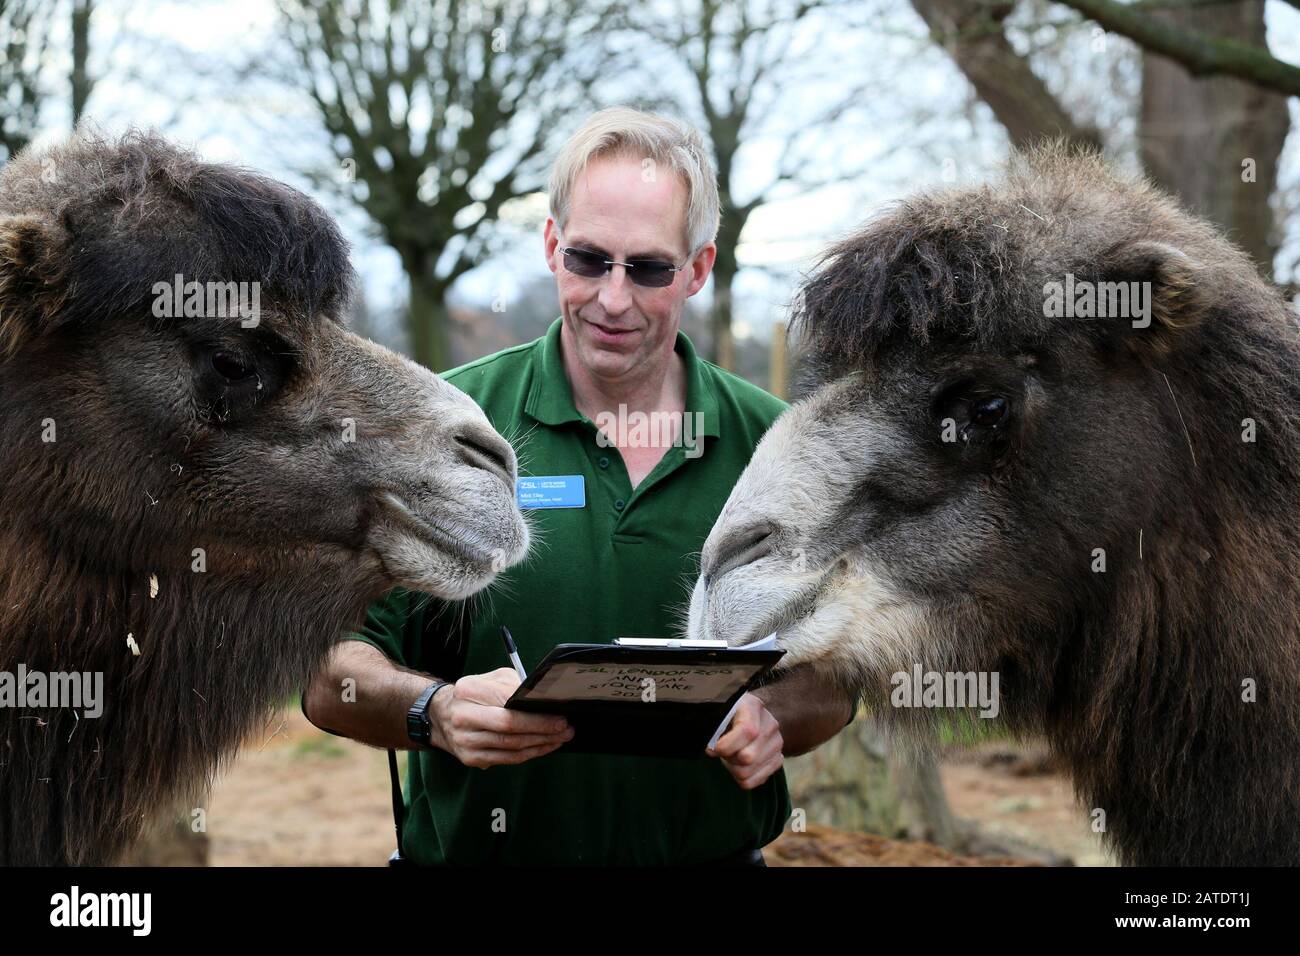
[911,0,1102,150]
[1055,0,1300,96]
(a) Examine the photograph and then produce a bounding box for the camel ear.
[1100,238,1205,356]
[0,213,72,360]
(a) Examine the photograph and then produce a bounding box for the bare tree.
[911,0,1102,149]
[1136,1,1288,271]
[912,0,1288,276]
[1059,0,1300,96]
[278,0,626,370]
[630,0,907,369]
[0,0,57,161]
[70,0,95,124]
[0,0,100,163]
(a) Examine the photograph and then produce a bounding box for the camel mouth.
[724,569,836,651]
[375,491,516,574]
[689,552,926,679]
[686,555,844,662]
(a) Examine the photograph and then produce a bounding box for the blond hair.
[548,106,719,256]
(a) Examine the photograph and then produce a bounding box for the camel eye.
[211,350,255,381]
[971,396,1008,428]
[194,343,278,423]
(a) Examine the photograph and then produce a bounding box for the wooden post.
[770,321,788,400]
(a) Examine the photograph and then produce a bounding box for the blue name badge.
[516,475,586,509]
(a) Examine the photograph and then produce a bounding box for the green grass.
[292,735,348,760]
[859,698,1015,748]
[934,712,1014,747]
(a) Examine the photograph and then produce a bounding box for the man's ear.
[685,241,716,297]
[0,213,73,360]
[1099,238,1205,357]
[542,216,560,276]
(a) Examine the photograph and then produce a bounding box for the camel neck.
[0,526,382,864]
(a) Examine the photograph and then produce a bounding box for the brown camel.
[0,131,529,865]
[687,145,1300,866]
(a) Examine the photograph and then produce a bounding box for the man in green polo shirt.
[304,107,855,865]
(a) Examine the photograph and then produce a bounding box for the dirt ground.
[939,744,1112,866]
[205,706,1111,866]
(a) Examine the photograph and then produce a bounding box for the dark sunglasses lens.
[629,261,676,288]
[563,248,607,278]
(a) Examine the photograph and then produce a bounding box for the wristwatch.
[406,680,450,747]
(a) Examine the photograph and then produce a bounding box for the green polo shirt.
[350,317,791,865]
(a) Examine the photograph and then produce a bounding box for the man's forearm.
[753,663,855,757]
[303,640,438,750]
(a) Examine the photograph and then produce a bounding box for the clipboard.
[505,642,785,758]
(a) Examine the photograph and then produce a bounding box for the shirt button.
[597,456,610,469]
[614,499,625,511]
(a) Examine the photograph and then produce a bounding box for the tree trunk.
[117,799,210,866]
[1138,1,1287,277]
[911,0,1101,151]
[709,216,740,371]
[406,263,452,372]
[887,738,958,845]
[784,714,958,846]
[70,0,93,125]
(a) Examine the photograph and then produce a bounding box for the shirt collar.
[525,316,721,438]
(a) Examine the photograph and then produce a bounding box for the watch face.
[407,685,437,744]
[407,712,429,744]
[408,720,425,739]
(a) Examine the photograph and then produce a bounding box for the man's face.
[544,154,714,384]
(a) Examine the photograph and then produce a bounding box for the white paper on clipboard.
[706,632,779,749]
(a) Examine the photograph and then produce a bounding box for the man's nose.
[598,264,634,314]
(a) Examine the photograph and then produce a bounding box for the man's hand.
[429,667,573,768]
[707,693,784,790]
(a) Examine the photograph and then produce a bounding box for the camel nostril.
[705,521,777,584]
[453,428,516,487]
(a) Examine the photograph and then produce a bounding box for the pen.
[501,626,528,681]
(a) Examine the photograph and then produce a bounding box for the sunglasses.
[560,245,687,288]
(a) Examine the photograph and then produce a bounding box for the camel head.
[688,147,1300,731]
[0,131,528,605]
